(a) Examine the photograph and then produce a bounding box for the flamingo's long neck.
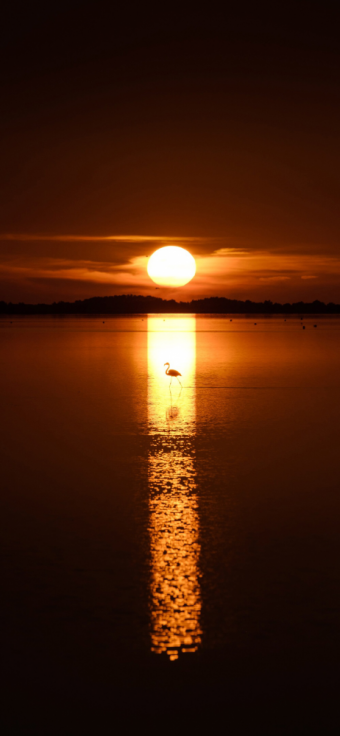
[165,364,170,375]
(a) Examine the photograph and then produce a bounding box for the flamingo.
[164,362,182,388]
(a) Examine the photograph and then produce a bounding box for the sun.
[147,246,196,287]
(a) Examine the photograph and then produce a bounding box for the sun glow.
[147,317,202,660]
[147,246,196,287]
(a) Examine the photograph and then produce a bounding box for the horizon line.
[1,294,339,308]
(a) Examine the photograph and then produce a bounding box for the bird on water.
[164,362,182,388]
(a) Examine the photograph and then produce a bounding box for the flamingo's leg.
[177,377,182,387]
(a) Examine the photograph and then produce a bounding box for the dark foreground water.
[1,315,340,733]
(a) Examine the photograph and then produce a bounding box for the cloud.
[259,276,291,282]
[0,233,340,303]
[0,233,200,243]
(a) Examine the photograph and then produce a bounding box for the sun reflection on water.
[147,317,202,660]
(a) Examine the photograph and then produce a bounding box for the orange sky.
[1,4,340,304]
[1,233,340,304]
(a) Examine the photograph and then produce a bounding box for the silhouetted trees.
[0,295,339,315]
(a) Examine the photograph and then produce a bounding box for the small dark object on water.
[303,325,306,329]
[254,323,257,325]
[230,319,232,321]
[314,324,317,327]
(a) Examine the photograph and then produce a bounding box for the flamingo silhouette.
[164,362,182,388]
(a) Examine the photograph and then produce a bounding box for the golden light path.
[147,246,196,287]
[147,317,202,660]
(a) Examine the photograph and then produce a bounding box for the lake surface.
[1,315,340,732]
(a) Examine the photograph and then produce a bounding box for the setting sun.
[147,245,196,287]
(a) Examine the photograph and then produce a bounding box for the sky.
[1,2,340,304]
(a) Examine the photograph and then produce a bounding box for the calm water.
[1,315,340,731]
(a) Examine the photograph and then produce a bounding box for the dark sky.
[1,2,340,302]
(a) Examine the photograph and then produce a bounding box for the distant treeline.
[0,294,340,315]
[1,295,340,315]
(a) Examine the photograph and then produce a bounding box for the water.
[1,315,340,731]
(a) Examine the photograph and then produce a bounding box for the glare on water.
[147,317,202,659]
[1,314,340,689]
